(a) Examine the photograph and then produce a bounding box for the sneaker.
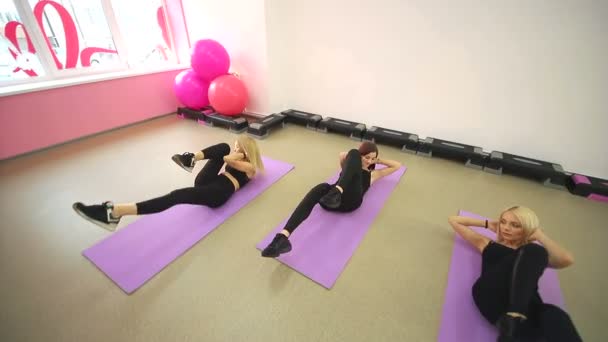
[261,234,292,258]
[72,201,120,231]
[496,314,524,342]
[172,152,195,172]
[319,187,342,209]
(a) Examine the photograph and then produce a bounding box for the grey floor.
[1,115,606,342]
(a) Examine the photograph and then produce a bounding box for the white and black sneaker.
[171,152,196,172]
[72,201,120,231]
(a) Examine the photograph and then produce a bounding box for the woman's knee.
[519,243,549,262]
[346,149,359,158]
[302,183,331,202]
[214,142,231,155]
[310,183,331,194]
[341,149,362,171]
[202,143,231,158]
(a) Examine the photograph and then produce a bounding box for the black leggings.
[136,143,235,214]
[473,243,581,341]
[283,149,364,234]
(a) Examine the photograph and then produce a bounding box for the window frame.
[1,0,187,93]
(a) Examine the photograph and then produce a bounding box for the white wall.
[181,0,269,114]
[265,0,608,178]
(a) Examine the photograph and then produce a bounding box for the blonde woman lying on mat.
[448,206,581,342]
[73,136,264,231]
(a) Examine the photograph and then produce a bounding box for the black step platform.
[483,151,568,189]
[416,137,487,169]
[177,107,214,123]
[363,126,419,153]
[566,174,608,202]
[247,113,286,139]
[281,109,322,130]
[205,113,249,133]
[317,117,366,141]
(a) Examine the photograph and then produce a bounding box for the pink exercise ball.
[208,75,248,116]
[173,69,210,109]
[191,39,230,82]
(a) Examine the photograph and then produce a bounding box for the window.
[27,0,122,71]
[111,0,176,66]
[1,0,187,88]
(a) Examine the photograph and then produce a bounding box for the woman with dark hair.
[261,142,401,258]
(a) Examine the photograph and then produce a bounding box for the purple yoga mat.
[83,157,294,294]
[256,166,407,289]
[437,210,565,342]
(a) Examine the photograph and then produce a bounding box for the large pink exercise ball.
[191,39,230,82]
[173,69,210,109]
[208,75,248,115]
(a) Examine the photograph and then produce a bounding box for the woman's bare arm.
[448,216,491,253]
[530,229,575,269]
[370,158,401,184]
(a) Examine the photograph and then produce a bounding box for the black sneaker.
[496,314,524,342]
[171,152,195,172]
[261,234,292,258]
[319,187,342,209]
[72,201,120,231]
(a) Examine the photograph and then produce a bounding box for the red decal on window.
[33,0,80,69]
[157,6,172,52]
[80,47,118,67]
[4,21,38,76]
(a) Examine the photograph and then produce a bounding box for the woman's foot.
[496,314,524,342]
[72,201,120,231]
[172,152,196,172]
[319,186,342,209]
[261,234,292,258]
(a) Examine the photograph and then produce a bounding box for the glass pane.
[1,0,45,82]
[28,0,121,70]
[111,0,176,67]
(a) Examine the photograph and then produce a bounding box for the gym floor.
[1,115,606,341]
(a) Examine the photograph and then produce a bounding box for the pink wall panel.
[0,69,184,159]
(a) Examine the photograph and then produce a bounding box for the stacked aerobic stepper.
[178,107,607,203]
[177,106,249,133]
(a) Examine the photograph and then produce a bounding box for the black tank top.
[225,165,250,187]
